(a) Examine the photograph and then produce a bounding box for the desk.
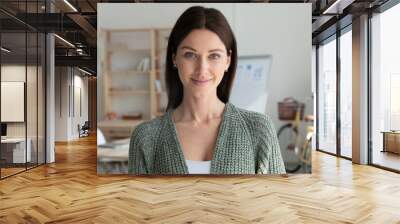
[97,142,129,162]
[98,119,145,140]
[1,138,32,163]
[382,131,400,154]
[97,139,129,174]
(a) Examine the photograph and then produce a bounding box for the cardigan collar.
[161,102,232,174]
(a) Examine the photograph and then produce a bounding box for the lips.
[191,78,211,86]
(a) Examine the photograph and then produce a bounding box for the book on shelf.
[122,112,143,120]
[154,80,162,93]
[136,57,150,72]
[109,86,132,91]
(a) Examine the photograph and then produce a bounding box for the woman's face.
[173,29,231,97]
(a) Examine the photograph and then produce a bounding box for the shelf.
[108,49,150,53]
[108,89,163,95]
[107,45,150,53]
[103,28,171,137]
[108,90,150,95]
[98,119,146,128]
[107,69,162,76]
[108,70,152,75]
[156,47,167,52]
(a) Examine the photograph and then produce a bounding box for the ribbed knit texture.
[128,102,286,175]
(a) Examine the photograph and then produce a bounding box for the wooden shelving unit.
[108,90,150,96]
[109,70,151,75]
[99,28,171,139]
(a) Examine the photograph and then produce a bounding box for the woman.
[128,6,286,175]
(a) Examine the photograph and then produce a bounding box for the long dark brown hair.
[165,6,238,110]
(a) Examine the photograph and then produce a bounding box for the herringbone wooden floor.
[1,135,399,223]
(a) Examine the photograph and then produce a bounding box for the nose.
[195,56,209,76]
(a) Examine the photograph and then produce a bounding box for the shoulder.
[130,116,164,145]
[228,103,277,146]
[134,116,163,133]
[230,103,274,132]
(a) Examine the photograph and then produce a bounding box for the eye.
[209,53,221,60]
[183,52,196,59]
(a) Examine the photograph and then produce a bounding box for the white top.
[185,160,211,174]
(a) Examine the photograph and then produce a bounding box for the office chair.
[79,121,90,138]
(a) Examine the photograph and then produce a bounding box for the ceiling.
[0,0,392,75]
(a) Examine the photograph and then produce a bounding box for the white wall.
[55,67,89,141]
[1,66,26,137]
[233,4,312,120]
[55,67,68,141]
[1,64,47,163]
[232,5,312,164]
[98,3,312,163]
[1,65,39,137]
[73,73,89,137]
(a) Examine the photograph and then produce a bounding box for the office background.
[1,1,400,222]
[0,18,46,178]
[96,3,312,174]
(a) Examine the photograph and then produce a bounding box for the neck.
[173,93,226,123]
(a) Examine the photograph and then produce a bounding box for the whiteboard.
[230,55,272,114]
[1,82,25,122]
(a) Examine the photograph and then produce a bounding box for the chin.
[187,87,215,98]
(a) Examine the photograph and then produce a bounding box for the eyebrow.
[181,46,225,53]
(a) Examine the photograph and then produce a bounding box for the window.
[339,28,352,158]
[371,3,400,171]
[318,36,337,154]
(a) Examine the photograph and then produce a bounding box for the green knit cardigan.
[128,102,286,175]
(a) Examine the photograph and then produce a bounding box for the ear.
[172,53,176,66]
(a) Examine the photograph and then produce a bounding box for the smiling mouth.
[191,78,211,85]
